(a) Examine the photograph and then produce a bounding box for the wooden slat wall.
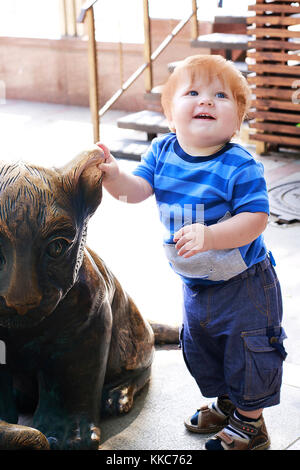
[246,0,300,153]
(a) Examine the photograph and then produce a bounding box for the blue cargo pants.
[181,256,287,411]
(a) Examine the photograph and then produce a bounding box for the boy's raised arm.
[96,143,153,203]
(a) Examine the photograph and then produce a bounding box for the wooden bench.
[191,32,250,50]
[214,15,247,25]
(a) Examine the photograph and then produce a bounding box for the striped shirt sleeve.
[132,139,158,188]
[228,160,270,215]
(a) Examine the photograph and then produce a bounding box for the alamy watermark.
[158,202,205,234]
[119,196,205,234]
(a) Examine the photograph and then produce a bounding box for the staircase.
[110,110,169,160]
[112,14,249,161]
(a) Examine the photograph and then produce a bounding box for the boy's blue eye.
[216,91,227,98]
[188,90,198,96]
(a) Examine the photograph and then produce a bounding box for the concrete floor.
[0,100,299,451]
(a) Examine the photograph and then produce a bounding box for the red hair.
[161,55,251,131]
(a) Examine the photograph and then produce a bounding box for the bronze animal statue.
[0,149,178,450]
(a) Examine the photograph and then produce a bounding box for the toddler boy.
[96,55,287,450]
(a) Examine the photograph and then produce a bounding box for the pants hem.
[228,390,281,411]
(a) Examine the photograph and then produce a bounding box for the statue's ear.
[59,147,105,218]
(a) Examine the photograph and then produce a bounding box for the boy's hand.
[173,223,213,258]
[95,142,152,203]
[96,143,120,183]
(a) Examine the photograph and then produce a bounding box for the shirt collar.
[173,139,231,163]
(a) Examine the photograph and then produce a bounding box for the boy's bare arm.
[208,212,268,250]
[174,212,268,258]
[105,172,153,203]
[97,143,153,203]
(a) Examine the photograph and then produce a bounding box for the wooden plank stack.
[246,0,300,154]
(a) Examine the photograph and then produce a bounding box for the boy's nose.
[198,96,214,106]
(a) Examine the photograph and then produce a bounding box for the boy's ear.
[59,147,105,218]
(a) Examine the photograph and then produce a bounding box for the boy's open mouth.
[193,113,216,120]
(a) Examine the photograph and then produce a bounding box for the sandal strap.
[191,404,227,429]
[215,430,235,448]
[198,405,209,412]
[229,415,259,437]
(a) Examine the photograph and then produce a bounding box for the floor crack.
[285,437,300,450]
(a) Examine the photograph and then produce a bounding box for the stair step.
[109,138,151,161]
[144,85,164,101]
[214,14,248,24]
[191,33,251,50]
[168,60,249,75]
[117,110,169,135]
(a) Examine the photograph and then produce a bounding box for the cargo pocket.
[179,324,193,376]
[242,327,287,401]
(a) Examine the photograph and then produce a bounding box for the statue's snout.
[3,251,42,316]
[4,298,42,316]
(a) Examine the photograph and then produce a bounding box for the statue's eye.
[46,239,69,259]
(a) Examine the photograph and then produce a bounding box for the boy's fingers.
[97,162,110,171]
[174,226,192,242]
[177,242,192,257]
[176,236,192,251]
[173,228,184,241]
[96,142,111,160]
[183,250,198,259]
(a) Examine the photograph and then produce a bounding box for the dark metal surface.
[269,181,300,223]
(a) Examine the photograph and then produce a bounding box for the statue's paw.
[106,385,134,415]
[45,421,101,450]
[0,420,50,450]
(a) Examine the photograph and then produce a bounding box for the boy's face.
[169,74,239,153]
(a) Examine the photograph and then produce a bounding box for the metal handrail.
[78,0,100,141]
[78,0,199,141]
[99,11,196,117]
[77,0,99,23]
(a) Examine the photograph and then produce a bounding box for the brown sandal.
[184,397,235,434]
[206,414,270,450]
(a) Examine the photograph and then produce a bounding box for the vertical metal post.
[143,0,153,93]
[60,0,68,36]
[86,7,100,142]
[61,0,78,37]
[191,0,198,41]
[68,0,78,37]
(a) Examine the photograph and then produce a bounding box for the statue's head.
[0,148,104,328]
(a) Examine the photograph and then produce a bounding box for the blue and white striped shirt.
[133,133,269,286]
